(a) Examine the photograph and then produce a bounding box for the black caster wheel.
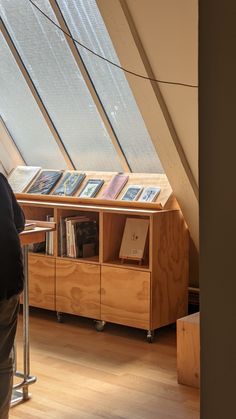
[56,311,63,323]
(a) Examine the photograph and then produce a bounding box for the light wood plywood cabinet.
[56,259,100,319]
[28,253,55,311]
[18,178,188,341]
[101,266,150,329]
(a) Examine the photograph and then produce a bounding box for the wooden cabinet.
[101,266,150,329]
[18,180,189,339]
[56,259,100,319]
[28,253,55,310]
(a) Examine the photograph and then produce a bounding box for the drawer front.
[101,266,150,329]
[28,254,55,310]
[56,259,100,319]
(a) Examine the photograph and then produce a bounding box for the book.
[26,170,63,195]
[74,220,98,258]
[78,178,104,198]
[138,186,161,202]
[8,165,41,193]
[64,215,89,257]
[121,185,143,201]
[60,215,98,258]
[101,173,129,200]
[24,222,36,231]
[45,215,54,255]
[52,171,86,196]
[119,218,149,261]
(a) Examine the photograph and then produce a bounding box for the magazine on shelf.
[121,185,143,201]
[119,218,149,261]
[26,169,63,195]
[78,178,104,198]
[8,165,41,193]
[101,173,129,200]
[52,171,86,196]
[138,186,161,202]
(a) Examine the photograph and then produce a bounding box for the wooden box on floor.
[177,312,200,388]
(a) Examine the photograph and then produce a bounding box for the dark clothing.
[0,295,20,418]
[0,173,25,300]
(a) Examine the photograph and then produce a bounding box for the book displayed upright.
[121,185,143,201]
[8,165,41,193]
[101,173,129,200]
[26,169,63,195]
[119,218,149,262]
[52,171,86,196]
[78,178,104,198]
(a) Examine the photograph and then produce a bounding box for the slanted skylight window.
[0,0,123,171]
[0,0,164,173]
[57,0,163,173]
[0,31,67,169]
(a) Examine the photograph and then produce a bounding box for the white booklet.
[8,165,41,193]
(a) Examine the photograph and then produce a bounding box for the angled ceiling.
[0,0,198,248]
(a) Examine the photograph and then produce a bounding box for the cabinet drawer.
[28,254,55,310]
[101,266,150,329]
[56,259,100,319]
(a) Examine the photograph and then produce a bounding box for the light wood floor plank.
[10,309,199,419]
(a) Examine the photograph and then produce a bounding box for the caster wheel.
[56,311,63,323]
[94,320,106,332]
[147,330,154,343]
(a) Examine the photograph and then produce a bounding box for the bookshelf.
[16,172,189,342]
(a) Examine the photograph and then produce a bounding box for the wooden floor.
[10,309,199,419]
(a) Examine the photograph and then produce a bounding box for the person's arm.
[0,173,25,233]
[11,188,25,233]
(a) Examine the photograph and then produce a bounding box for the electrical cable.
[28,0,198,89]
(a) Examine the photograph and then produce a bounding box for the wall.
[200,0,236,417]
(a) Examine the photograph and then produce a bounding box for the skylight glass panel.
[57,0,163,173]
[0,31,67,169]
[0,0,123,171]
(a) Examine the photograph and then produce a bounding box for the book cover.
[27,170,63,195]
[78,178,104,198]
[138,186,161,202]
[64,215,90,257]
[101,173,129,200]
[74,220,99,258]
[8,165,41,193]
[52,171,86,196]
[121,185,143,201]
[119,218,149,261]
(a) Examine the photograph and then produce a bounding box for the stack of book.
[45,215,54,255]
[59,215,98,259]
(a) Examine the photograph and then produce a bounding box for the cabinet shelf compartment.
[102,212,150,268]
[21,204,55,256]
[57,208,100,261]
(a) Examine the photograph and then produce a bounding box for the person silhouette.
[0,172,25,418]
